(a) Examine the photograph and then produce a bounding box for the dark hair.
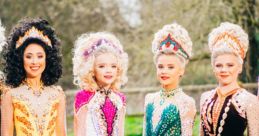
[2,18,62,87]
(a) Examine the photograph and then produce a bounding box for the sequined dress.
[143,88,196,136]
[200,88,259,136]
[1,84,66,136]
[74,90,126,136]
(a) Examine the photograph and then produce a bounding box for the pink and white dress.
[74,90,126,136]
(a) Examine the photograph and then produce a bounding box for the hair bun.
[208,22,249,59]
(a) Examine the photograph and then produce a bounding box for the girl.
[1,18,66,136]
[200,22,259,136]
[73,32,128,136]
[143,23,196,136]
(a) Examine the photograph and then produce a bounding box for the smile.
[104,75,113,79]
[161,76,170,80]
[30,66,40,71]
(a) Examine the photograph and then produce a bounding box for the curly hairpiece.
[73,32,128,91]
[2,18,62,87]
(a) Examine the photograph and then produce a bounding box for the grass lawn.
[67,115,201,136]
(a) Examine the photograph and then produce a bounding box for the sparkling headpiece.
[209,22,248,59]
[159,34,189,59]
[83,38,123,58]
[16,26,52,49]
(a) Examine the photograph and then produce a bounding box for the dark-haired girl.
[1,18,66,136]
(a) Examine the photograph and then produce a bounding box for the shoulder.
[180,91,195,105]
[200,90,215,105]
[144,92,159,105]
[179,91,196,112]
[234,89,259,109]
[114,91,126,105]
[74,90,95,112]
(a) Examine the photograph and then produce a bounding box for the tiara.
[159,34,189,59]
[16,27,52,49]
[212,32,245,58]
[83,38,122,58]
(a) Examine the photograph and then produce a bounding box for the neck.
[218,81,240,95]
[25,76,42,90]
[162,83,179,92]
[98,83,111,90]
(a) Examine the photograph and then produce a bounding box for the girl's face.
[213,54,241,86]
[94,53,118,89]
[23,43,46,79]
[156,54,184,90]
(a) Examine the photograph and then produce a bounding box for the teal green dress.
[143,88,196,136]
[145,103,181,136]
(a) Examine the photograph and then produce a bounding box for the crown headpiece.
[83,38,122,58]
[159,34,189,59]
[16,26,52,49]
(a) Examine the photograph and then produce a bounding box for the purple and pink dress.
[74,90,126,136]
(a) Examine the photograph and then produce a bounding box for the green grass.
[67,115,201,136]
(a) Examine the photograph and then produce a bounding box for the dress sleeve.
[56,87,66,136]
[246,94,259,136]
[118,105,126,136]
[142,93,152,136]
[1,91,14,136]
[199,92,209,136]
[180,98,196,136]
[73,90,94,136]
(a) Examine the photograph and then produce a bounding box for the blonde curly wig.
[73,32,128,91]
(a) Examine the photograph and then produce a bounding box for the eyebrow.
[24,52,45,55]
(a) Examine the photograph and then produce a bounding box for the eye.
[38,55,44,59]
[98,65,105,68]
[215,64,222,68]
[25,55,32,59]
[168,66,174,69]
[112,65,117,68]
[158,65,163,69]
[227,63,234,67]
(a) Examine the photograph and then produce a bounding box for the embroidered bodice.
[200,88,259,136]
[74,90,126,136]
[3,85,65,136]
[143,88,196,136]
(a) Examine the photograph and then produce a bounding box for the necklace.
[24,79,44,97]
[159,88,182,105]
[97,87,112,96]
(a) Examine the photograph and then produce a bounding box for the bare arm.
[1,91,14,136]
[56,91,66,136]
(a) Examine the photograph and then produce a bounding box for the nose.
[31,58,39,64]
[221,65,228,72]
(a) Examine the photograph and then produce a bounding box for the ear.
[179,67,185,77]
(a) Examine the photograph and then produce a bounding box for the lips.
[30,66,40,71]
[160,76,170,80]
[220,75,229,78]
[104,75,113,79]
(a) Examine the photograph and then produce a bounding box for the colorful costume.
[200,88,259,136]
[143,23,196,136]
[200,22,259,136]
[143,88,196,136]
[74,90,126,136]
[2,85,65,136]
